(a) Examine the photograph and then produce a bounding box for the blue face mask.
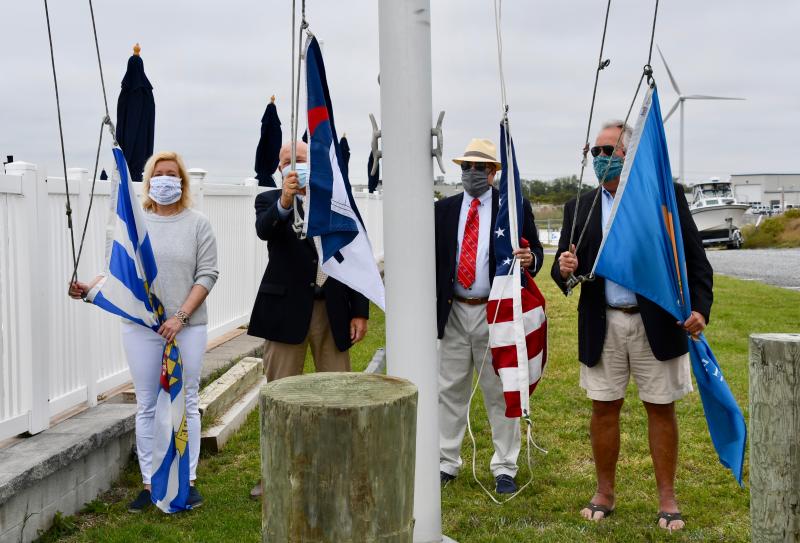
[593,155,624,182]
[281,162,309,188]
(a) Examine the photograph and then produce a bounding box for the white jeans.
[438,301,521,478]
[121,322,206,484]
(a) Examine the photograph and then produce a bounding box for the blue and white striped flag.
[87,147,191,512]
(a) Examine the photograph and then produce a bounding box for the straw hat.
[452,138,502,170]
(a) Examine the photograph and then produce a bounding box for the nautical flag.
[593,86,746,485]
[303,36,385,310]
[87,147,192,512]
[487,121,547,419]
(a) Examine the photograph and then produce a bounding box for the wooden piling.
[260,372,417,543]
[749,333,800,542]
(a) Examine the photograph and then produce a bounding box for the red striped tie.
[457,198,481,289]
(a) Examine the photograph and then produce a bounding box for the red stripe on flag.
[308,106,329,136]
[490,325,546,370]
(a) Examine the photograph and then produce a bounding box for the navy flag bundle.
[303,36,385,310]
[593,86,746,485]
[487,121,547,419]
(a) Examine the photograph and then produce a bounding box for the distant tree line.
[521,175,693,205]
[521,176,581,205]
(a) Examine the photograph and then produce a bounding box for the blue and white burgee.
[87,148,192,511]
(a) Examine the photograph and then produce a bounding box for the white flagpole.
[378,1,443,541]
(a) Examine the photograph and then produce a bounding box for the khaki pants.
[262,300,350,381]
[580,308,692,404]
[439,301,520,478]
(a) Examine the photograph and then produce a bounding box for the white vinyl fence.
[0,162,384,441]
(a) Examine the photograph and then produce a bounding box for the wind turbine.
[657,45,745,184]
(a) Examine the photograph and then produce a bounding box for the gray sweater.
[145,209,219,326]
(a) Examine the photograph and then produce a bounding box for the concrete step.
[200,377,266,454]
[199,357,263,424]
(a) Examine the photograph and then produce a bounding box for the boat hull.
[690,204,749,237]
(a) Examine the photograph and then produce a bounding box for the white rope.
[493,0,508,111]
[290,0,308,239]
[463,256,546,505]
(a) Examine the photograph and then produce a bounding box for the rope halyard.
[290,0,310,239]
[71,1,120,284]
[565,0,661,294]
[465,256,542,505]
[567,0,613,259]
[462,0,548,506]
[43,0,78,275]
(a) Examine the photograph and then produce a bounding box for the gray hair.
[601,119,633,152]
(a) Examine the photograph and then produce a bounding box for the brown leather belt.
[455,295,489,305]
[607,304,640,314]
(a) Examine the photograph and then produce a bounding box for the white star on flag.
[495,228,505,237]
[503,257,512,266]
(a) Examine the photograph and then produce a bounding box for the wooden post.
[260,373,417,542]
[749,333,800,542]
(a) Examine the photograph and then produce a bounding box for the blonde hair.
[141,151,192,212]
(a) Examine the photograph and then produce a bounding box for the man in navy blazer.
[247,141,369,499]
[552,121,712,530]
[434,138,543,494]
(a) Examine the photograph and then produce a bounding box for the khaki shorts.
[580,308,692,404]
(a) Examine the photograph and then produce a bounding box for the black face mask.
[461,169,490,197]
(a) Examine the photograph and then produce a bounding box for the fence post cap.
[5,161,37,173]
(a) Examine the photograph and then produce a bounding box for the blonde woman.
[69,151,218,512]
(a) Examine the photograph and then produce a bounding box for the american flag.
[487,121,547,419]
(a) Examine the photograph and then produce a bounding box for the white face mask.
[149,175,183,205]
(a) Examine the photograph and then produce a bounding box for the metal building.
[730,173,800,209]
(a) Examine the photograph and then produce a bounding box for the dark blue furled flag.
[116,51,155,182]
[593,86,746,485]
[254,98,282,187]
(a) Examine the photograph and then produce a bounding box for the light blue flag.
[87,148,192,511]
[593,86,746,485]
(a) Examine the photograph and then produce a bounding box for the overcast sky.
[2,1,798,186]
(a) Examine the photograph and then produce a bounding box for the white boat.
[689,180,749,247]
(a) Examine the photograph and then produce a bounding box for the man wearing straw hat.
[434,138,543,494]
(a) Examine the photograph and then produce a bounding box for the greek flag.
[87,147,191,512]
[303,36,385,310]
[593,87,746,485]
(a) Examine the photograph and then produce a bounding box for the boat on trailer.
[689,180,749,249]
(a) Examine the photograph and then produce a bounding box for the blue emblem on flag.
[87,148,192,511]
[593,87,746,485]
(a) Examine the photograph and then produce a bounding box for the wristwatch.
[174,310,190,326]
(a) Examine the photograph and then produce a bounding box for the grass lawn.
[42,256,800,542]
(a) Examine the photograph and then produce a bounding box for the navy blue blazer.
[550,185,713,367]
[434,188,544,339]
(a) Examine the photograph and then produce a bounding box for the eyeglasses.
[460,161,489,172]
[590,145,617,157]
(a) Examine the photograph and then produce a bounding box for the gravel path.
[544,247,800,290]
[706,248,800,290]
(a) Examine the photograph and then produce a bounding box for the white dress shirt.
[601,187,638,307]
[454,189,493,298]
